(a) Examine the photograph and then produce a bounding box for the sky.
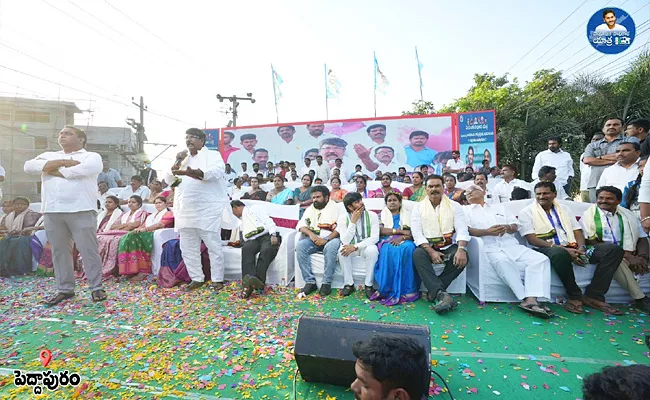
[0,0,649,170]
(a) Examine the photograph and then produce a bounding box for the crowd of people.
[0,118,649,318]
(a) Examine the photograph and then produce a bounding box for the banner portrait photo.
[205,111,496,179]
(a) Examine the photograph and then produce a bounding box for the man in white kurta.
[336,192,380,298]
[463,185,552,317]
[172,128,229,291]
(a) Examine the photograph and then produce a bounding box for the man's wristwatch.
[458,245,467,252]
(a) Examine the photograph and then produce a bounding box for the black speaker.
[294,315,431,388]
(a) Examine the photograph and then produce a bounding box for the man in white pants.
[336,192,379,298]
[463,184,553,318]
[172,128,228,292]
[24,126,105,305]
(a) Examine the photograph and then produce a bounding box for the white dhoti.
[340,245,379,287]
[485,246,551,300]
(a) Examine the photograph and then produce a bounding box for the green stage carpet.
[1,276,649,399]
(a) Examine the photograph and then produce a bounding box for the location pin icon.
[40,349,52,367]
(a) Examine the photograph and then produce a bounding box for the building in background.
[0,96,146,202]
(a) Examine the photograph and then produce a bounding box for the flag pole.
[416,46,423,102]
[271,64,279,123]
[324,63,329,120]
[373,51,377,117]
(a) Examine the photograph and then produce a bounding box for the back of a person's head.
[583,365,650,400]
[511,187,530,201]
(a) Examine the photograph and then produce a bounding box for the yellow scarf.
[303,201,339,235]
[582,204,638,252]
[379,207,411,230]
[419,196,455,248]
[530,201,576,246]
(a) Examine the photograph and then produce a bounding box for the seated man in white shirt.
[97,181,109,210]
[224,163,237,187]
[582,186,650,312]
[463,185,553,318]
[336,192,380,298]
[519,182,624,315]
[118,175,151,205]
[444,150,465,174]
[597,139,641,193]
[492,163,531,203]
[532,166,570,200]
[230,201,281,299]
[411,174,470,313]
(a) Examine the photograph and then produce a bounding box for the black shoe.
[426,291,437,303]
[248,276,264,291]
[301,283,318,295]
[340,285,355,297]
[364,286,374,299]
[208,282,225,292]
[319,283,332,296]
[183,281,205,291]
[635,296,650,312]
[433,291,457,314]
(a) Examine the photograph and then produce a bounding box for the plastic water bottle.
[281,278,286,292]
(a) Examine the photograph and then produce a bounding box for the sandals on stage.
[518,303,551,319]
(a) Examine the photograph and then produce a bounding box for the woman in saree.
[118,196,174,280]
[145,180,163,203]
[329,177,348,202]
[294,174,313,218]
[373,173,402,198]
[402,171,426,201]
[241,177,267,201]
[370,192,420,306]
[97,195,148,278]
[267,175,294,204]
[354,175,377,198]
[0,197,43,276]
[444,174,464,203]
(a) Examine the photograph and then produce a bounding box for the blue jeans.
[297,237,341,285]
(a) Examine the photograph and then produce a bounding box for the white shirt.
[531,149,574,185]
[287,174,300,183]
[331,165,350,182]
[445,159,466,172]
[463,202,525,255]
[335,210,380,251]
[98,191,109,210]
[237,205,277,241]
[224,170,238,187]
[579,153,591,192]
[355,136,408,165]
[597,160,640,193]
[583,207,646,245]
[299,165,315,178]
[174,147,228,232]
[486,175,502,191]
[595,23,627,32]
[639,161,650,203]
[231,186,245,200]
[484,188,499,204]
[518,203,582,247]
[492,179,532,203]
[119,185,151,201]
[24,149,103,213]
[313,162,331,182]
[411,199,471,249]
[373,160,402,174]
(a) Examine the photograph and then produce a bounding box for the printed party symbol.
[39,349,52,367]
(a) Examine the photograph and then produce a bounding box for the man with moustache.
[473,172,498,204]
[532,136,574,194]
[336,192,380,298]
[172,128,229,292]
[296,185,342,296]
[313,155,331,182]
[353,124,407,165]
[584,118,625,202]
[229,133,258,166]
[319,137,349,168]
[411,174,470,313]
[404,130,437,168]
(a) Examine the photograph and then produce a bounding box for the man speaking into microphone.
[172,128,229,292]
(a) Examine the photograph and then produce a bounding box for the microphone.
[174,150,188,167]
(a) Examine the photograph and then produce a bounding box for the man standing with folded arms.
[173,128,229,292]
[24,126,105,305]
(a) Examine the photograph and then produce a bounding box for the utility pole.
[216,93,255,127]
[127,96,147,153]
